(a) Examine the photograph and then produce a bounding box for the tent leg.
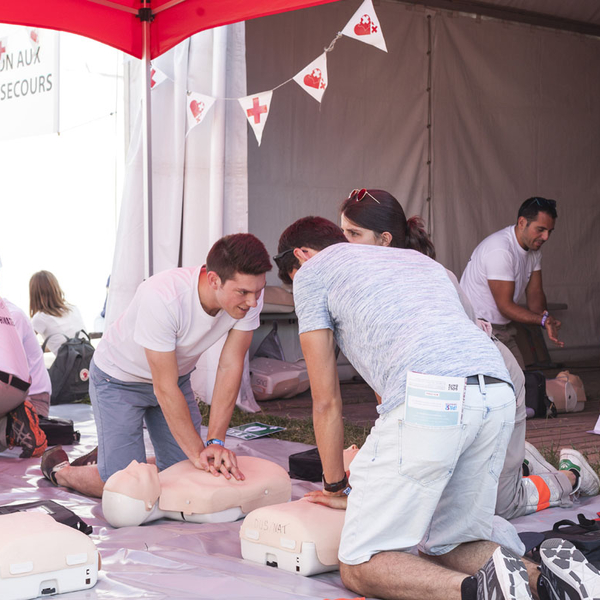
[141,17,154,279]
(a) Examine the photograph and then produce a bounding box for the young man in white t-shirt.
[41,234,271,498]
[460,197,562,368]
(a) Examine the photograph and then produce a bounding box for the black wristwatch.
[322,473,349,493]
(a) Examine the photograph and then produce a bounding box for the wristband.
[540,310,549,329]
[322,473,348,493]
[342,485,352,496]
[206,438,225,447]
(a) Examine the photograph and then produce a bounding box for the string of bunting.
[151,0,387,146]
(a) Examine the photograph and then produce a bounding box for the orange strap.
[527,475,551,511]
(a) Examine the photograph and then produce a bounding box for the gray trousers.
[494,340,572,519]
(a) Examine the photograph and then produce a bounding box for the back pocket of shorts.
[398,420,467,486]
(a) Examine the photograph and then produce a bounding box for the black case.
[0,500,92,535]
[524,371,556,418]
[39,416,81,446]
[288,447,322,482]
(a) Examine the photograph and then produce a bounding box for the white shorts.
[339,380,516,565]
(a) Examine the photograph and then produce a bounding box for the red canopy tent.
[0,0,341,276]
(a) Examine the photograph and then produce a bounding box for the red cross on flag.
[342,0,387,52]
[186,92,216,133]
[150,63,168,90]
[238,91,273,146]
[293,53,328,103]
[0,37,8,60]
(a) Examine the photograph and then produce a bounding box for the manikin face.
[214,272,266,319]
[516,212,555,251]
[340,214,388,247]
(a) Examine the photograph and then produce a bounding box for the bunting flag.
[27,29,40,50]
[186,92,216,132]
[239,91,273,146]
[293,53,328,103]
[150,64,168,90]
[341,0,387,53]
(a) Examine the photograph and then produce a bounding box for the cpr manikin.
[102,456,292,528]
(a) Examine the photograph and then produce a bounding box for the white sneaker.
[559,448,600,496]
[523,441,555,476]
[539,538,600,599]
[476,546,533,599]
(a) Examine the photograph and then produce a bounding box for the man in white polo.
[460,197,562,368]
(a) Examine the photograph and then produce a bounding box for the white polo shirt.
[460,225,542,324]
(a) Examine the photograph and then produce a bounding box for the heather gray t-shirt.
[293,244,512,415]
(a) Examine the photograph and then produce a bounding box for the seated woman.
[29,271,86,355]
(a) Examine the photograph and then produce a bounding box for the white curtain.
[107,23,261,412]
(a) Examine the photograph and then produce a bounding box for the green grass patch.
[199,402,370,447]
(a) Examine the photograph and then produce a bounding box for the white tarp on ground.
[2,405,600,599]
[245,0,600,362]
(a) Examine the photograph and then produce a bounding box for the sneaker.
[559,448,600,496]
[71,446,98,467]
[476,546,533,599]
[40,445,70,485]
[539,538,600,599]
[524,442,555,476]
[7,400,47,458]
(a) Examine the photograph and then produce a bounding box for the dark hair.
[340,189,436,258]
[29,270,69,318]
[517,197,558,223]
[206,233,272,283]
[276,216,347,284]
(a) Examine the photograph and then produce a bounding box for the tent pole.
[141,12,154,278]
[208,26,228,244]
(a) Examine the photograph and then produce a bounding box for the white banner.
[293,53,328,103]
[0,25,59,140]
[239,90,273,146]
[342,0,387,53]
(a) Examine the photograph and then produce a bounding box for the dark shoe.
[41,445,70,485]
[476,546,533,599]
[540,538,600,599]
[7,400,48,458]
[71,446,98,467]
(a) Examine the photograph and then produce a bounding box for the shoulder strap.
[42,332,69,352]
[51,344,80,397]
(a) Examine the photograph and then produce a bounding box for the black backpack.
[524,370,557,419]
[43,330,95,405]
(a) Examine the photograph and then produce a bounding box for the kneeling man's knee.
[340,562,367,595]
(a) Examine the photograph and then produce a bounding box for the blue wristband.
[342,485,352,496]
[206,438,224,447]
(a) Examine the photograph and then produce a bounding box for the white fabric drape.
[107,23,260,412]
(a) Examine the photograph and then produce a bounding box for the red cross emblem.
[151,68,156,88]
[246,97,268,124]
[0,40,6,59]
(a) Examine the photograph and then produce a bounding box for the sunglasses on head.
[527,197,557,209]
[348,188,380,204]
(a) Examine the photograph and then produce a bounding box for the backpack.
[524,514,600,569]
[524,370,556,419]
[43,330,95,405]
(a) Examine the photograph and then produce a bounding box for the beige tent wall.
[246,1,600,360]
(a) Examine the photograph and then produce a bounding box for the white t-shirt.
[0,297,30,382]
[32,306,86,355]
[5,300,51,396]
[460,225,542,325]
[94,266,263,383]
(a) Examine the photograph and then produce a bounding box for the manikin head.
[204,233,272,319]
[103,460,161,527]
[515,197,558,251]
